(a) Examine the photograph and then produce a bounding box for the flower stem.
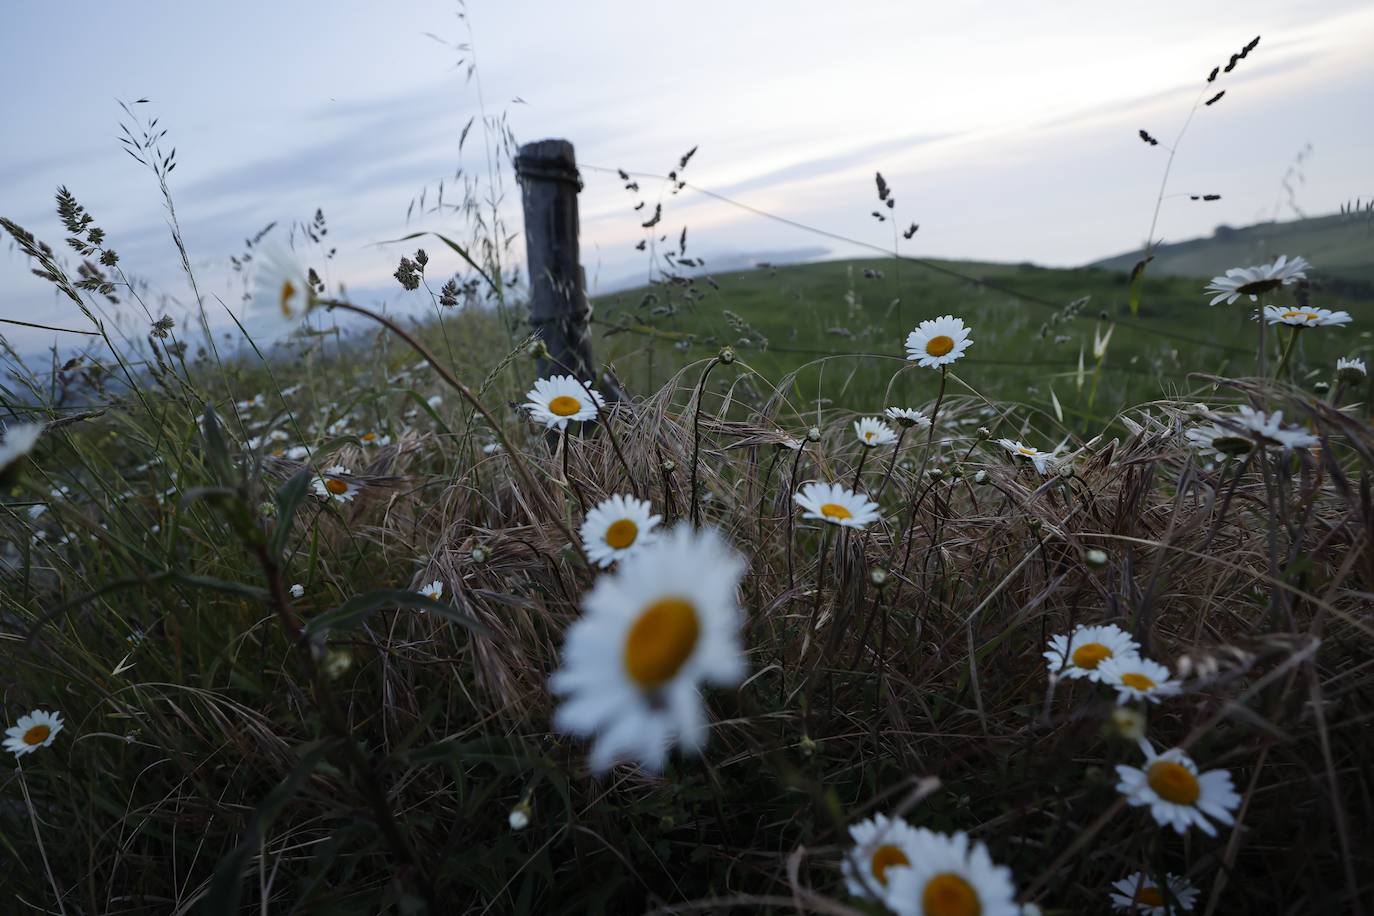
[1274,326,1302,381]
[689,357,722,527]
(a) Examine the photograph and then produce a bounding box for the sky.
[2,0,1372,357]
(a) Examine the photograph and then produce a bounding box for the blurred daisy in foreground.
[854,417,898,448]
[1336,356,1367,383]
[1097,656,1181,705]
[996,438,1058,474]
[359,432,392,447]
[0,422,43,482]
[906,315,973,368]
[1204,255,1308,305]
[1184,424,1254,463]
[418,580,444,602]
[1109,871,1200,914]
[4,709,64,757]
[581,494,662,568]
[525,375,604,430]
[1044,624,1140,681]
[884,829,1020,916]
[885,407,932,431]
[842,813,924,903]
[251,240,316,319]
[1116,744,1239,836]
[1225,406,1318,451]
[550,525,746,773]
[312,465,362,502]
[794,482,881,529]
[1261,305,1351,328]
[289,583,305,599]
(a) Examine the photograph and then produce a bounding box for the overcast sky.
[2,0,1372,355]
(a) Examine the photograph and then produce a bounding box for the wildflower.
[1184,424,1254,463]
[0,422,43,482]
[1203,255,1309,305]
[1336,356,1367,383]
[854,417,898,448]
[1109,872,1200,914]
[842,813,925,903]
[284,445,312,461]
[1084,548,1109,568]
[359,432,392,447]
[884,829,1020,916]
[794,482,881,529]
[509,801,532,830]
[581,494,662,568]
[1261,305,1351,327]
[1110,707,1147,742]
[524,375,604,430]
[1227,406,1318,450]
[1115,745,1239,836]
[885,407,931,430]
[426,394,443,409]
[1044,624,1140,682]
[549,525,746,773]
[1097,656,1182,705]
[235,393,265,411]
[289,583,305,598]
[4,709,64,757]
[906,314,973,368]
[997,438,1058,474]
[251,241,316,319]
[418,580,444,601]
[311,465,361,502]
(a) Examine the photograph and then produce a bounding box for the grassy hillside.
[1091,212,1374,286]
[593,255,1371,426]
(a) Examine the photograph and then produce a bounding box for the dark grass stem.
[689,357,723,527]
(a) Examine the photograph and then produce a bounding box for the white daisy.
[251,240,315,319]
[906,315,973,368]
[3,709,64,757]
[885,407,932,430]
[284,445,312,461]
[0,422,43,479]
[1043,624,1140,682]
[1109,872,1200,914]
[1226,406,1318,451]
[581,494,662,568]
[289,583,305,598]
[1261,305,1351,327]
[235,393,265,411]
[418,580,444,601]
[550,525,746,773]
[426,394,443,409]
[842,813,926,903]
[1336,357,1367,383]
[1115,745,1240,837]
[854,417,898,448]
[359,432,393,447]
[311,465,362,502]
[997,438,1058,475]
[794,482,881,529]
[524,375,605,430]
[1097,655,1181,705]
[1204,255,1309,306]
[1183,424,1254,463]
[883,829,1020,916]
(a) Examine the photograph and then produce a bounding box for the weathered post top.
[515,139,595,383]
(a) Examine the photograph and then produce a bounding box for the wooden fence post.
[515,139,596,382]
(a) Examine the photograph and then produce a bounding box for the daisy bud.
[1027,517,1042,532]
[1084,548,1108,568]
[949,466,964,479]
[807,427,822,442]
[718,346,736,365]
[661,459,677,473]
[973,469,989,484]
[1313,380,1331,395]
[527,339,548,359]
[1057,464,1074,479]
[508,800,531,830]
[289,583,305,598]
[1110,707,1146,741]
[799,734,817,757]
[323,648,352,679]
[927,468,944,481]
[259,501,277,518]
[869,568,888,588]
[471,545,489,563]
[976,426,991,439]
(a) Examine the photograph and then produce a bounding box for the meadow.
[2,77,1373,916]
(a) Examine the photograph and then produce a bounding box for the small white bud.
[289,583,305,598]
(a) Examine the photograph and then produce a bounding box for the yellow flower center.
[324,478,349,495]
[869,844,910,886]
[820,502,853,521]
[604,518,639,550]
[922,873,981,916]
[361,432,376,442]
[1136,886,1165,907]
[1147,760,1201,805]
[279,280,298,316]
[1281,310,1318,321]
[1121,672,1156,691]
[624,598,700,690]
[1071,642,1112,669]
[23,725,50,746]
[864,431,875,440]
[926,335,955,357]
[549,395,582,417]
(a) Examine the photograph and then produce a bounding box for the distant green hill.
[1091,212,1374,289]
